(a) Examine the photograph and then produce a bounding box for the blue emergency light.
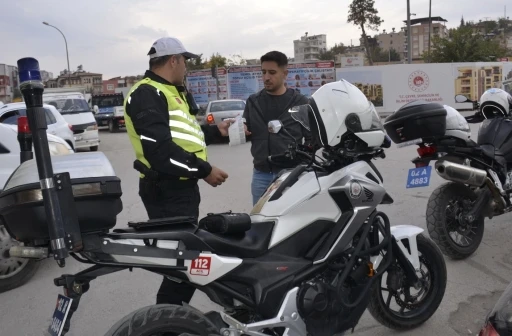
[17,57,42,86]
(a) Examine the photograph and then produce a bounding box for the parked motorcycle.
[383,88,512,260]
[1,59,447,336]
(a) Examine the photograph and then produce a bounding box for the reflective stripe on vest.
[124,77,207,179]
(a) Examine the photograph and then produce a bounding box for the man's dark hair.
[260,51,288,67]
[147,47,182,70]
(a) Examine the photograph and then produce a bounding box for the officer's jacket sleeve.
[126,85,213,179]
[200,125,221,146]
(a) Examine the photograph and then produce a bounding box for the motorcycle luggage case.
[384,100,447,144]
[0,152,123,243]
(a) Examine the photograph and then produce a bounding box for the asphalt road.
[2,122,512,336]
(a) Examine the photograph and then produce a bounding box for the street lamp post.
[42,22,71,87]
[406,0,412,64]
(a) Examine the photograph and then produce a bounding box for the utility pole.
[407,0,412,64]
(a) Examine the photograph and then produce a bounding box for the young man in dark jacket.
[220,51,311,205]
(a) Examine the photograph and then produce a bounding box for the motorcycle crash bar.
[8,246,49,259]
[434,160,487,187]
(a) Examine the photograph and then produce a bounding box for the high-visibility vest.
[124,77,207,179]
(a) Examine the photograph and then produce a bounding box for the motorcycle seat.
[110,221,275,259]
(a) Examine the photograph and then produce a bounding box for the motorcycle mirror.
[268,120,283,134]
[455,94,469,103]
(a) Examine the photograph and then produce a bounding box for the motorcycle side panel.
[477,118,512,163]
[107,240,243,286]
[257,171,321,217]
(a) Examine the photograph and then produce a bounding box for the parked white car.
[0,123,74,191]
[0,123,73,293]
[0,102,76,150]
[43,92,100,151]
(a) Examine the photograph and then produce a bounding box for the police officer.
[124,36,231,306]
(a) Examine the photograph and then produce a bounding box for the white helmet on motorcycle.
[479,88,512,118]
[289,79,386,149]
[444,104,471,140]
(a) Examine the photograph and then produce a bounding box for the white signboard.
[341,57,364,68]
[337,62,512,113]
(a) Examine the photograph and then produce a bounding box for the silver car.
[201,99,246,127]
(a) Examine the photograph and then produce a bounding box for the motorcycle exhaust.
[8,246,48,259]
[434,160,487,187]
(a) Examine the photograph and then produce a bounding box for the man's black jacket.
[125,70,220,181]
[243,89,312,173]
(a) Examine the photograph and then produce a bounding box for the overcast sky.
[0,0,508,79]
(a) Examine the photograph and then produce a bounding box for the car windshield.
[92,95,124,107]
[210,101,245,112]
[43,98,90,114]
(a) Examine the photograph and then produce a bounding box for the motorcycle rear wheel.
[426,182,485,259]
[367,233,447,330]
[104,304,221,336]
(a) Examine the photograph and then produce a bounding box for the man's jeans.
[251,168,279,206]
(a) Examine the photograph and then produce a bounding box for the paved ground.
[2,122,512,336]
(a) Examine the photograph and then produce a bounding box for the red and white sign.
[190,256,211,276]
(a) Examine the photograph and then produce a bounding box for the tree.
[12,88,22,102]
[319,43,347,61]
[226,54,247,66]
[460,16,465,27]
[506,70,512,81]
[347,0,383,65]
[186,54,205,70]
[371,46,401,62]
[424,25,507,63]
[204,52,227,68]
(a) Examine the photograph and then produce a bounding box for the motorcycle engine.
[297,258,373,336]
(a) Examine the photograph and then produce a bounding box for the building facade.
[46,70,103,94]
[293,33,327,62]
[402,17,449,60]
[455,65,503,101]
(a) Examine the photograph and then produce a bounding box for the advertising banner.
[227,62,337,101]
[186,68,228,107]
[285,61,336,97]
[227,65,263,101]
[336,61,512,114]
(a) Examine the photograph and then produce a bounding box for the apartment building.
[102,75,144,94]
[46,70,103,94]
[455,65,503,101]
[376,28,406,60]
[402,17,449,60]
[293,33,328,62]
[0,63,18,103]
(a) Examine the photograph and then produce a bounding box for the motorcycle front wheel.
[367,233,447,330]
[426,182,485,259]
[104,304,221,336]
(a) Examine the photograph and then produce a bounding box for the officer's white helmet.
[288,79,386,149]
[479,88,512,119]
[444,104,471,140]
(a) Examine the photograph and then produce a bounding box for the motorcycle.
[1,59,447,336]
[383,89,512,260]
